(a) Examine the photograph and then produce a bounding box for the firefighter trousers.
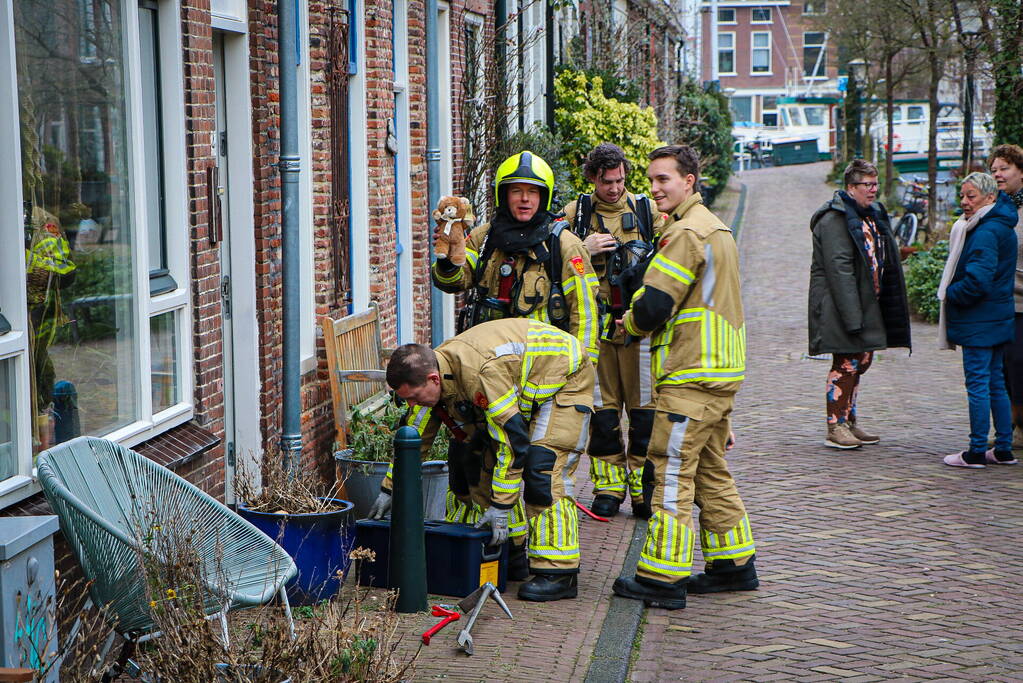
[521,364,594,573]
[589,337,655,503]
[636,388,755,585]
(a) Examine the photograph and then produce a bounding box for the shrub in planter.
[337,405,450,520]
[904,240,949,323]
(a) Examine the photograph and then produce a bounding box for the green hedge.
[904,240,948,323]
[672,81,733,205]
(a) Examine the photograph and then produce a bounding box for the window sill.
[0,475,38,511]
[750,72,774,76]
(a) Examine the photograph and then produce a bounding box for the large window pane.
[150,312,179,413]
[0,360,15,480]
[16,0,137,454]
[139,2,168,279]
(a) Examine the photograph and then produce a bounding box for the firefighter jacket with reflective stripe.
[393,319,591,508]
[621,193,746,394]
[432,222,600,361]
[561,192,667,345]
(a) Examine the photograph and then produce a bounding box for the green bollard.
[390,425,428,613]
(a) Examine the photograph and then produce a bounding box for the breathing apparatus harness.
[456,217,571,333]
[572,193,655,339]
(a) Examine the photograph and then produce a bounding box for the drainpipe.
[426,0,444,347]
[545,0,555,129]
[278,0,303,472]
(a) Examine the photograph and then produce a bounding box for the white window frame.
[761,95,780,125]
[802,31,828,80]
[717,8,736,24]
[0,0,194,509]
[750,31,772,75]
[717,32,737,76]
[750,7,772,23]
[803,1,825,15]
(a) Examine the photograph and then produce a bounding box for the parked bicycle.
[893,177,928,247]
[892,175,957,247]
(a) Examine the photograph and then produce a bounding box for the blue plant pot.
[237,498,355,605]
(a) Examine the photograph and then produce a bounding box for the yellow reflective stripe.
[527,498,579,562]
[404,405,432,436]
[590,457,627,493]
[700,515,755,561]
[574,270,598,361]
[445,491,483,524]
[465,248,480,269]
[486,388,518,419]
[26,236,76,275]
[638,510,695,578]
[432,261,463,284]
[486,412,522,497]
[650,253,694,285]
[509,501,528,539]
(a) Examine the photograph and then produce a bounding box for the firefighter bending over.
[373,319,594,602]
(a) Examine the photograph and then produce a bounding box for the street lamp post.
[848,58,866,160]
[959,8,982,175]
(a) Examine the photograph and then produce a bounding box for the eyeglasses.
[854,182,879,189]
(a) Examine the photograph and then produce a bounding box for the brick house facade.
[700,1,839,124]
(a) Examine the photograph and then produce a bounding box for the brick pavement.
[631,162,1023,682]
[387,163,1023,682]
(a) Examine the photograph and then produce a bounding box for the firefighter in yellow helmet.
[559,143,667,519]
[380,319,594,601]
[432,152,599,362]
[611,145,758,610]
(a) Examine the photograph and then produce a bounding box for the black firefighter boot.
[507,542,529,581]
[687,556,760,594]
[590,494,622,517]
[612,574,686,610]
[518,573,578,602]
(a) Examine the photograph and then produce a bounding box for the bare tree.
[892,0,956,232]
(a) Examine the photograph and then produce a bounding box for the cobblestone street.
[401,162,1023,681]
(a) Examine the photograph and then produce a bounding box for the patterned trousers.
[826,352,873,425]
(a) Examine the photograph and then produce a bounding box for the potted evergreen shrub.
[334,405,449,520]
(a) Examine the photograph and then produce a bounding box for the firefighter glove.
[474,506,510,546]
[367,491,392,520]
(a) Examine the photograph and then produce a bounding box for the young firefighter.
[559,143,667,519]
[373,319,594,602]
[611,145,759,610]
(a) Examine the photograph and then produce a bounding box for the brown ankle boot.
[826,423,863,449]
[847,419,879,444]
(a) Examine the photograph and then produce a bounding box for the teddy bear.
[432,196,475,266]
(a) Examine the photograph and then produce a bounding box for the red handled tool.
[421,605,460,645]
[575,499,610,523]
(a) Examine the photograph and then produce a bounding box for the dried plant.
[236,447,347,514]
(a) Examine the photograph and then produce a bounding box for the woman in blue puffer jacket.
[938,172,1020,468]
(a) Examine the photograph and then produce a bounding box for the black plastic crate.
[354,519,508,596]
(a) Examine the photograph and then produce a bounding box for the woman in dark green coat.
[808,160,911,449]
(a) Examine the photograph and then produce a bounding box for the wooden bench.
[320,304,394,449]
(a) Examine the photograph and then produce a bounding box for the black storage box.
[354,519,508,596]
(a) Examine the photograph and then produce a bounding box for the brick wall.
[182,0,226,497]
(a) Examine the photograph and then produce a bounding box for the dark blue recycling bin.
[238,498,355,605]
[354,519,507,596]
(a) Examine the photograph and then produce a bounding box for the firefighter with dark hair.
[431,151,599,362]
[559,143,667,519]
[612,145,758,610]
[378,319,595,602]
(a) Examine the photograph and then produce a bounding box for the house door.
[213,32,238,502]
